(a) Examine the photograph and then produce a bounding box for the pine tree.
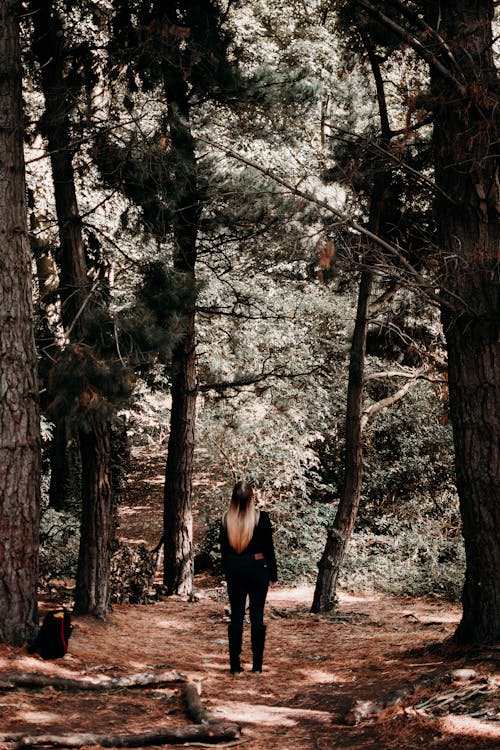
[332,0,500,643]
[28,0,128,617]
[93,0,246,595]
[0,0,40,645]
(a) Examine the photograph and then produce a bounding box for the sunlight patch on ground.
[0,655,78,676]
[268,586,315,604]
[268,587,381,607]
[401,609,460,624]
[213,699,331,726]
[120,506,152,516]
[337,591,380,605]
[14,709,60,726]
[154,617,203,633]
[439,715,500,739]
[299,668,345,684]
[138,474,164,485]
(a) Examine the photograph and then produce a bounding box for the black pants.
[225,554,270,630]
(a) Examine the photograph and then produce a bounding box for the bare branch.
[368,280,400,314]
[196,136,442,304]
[366,369,445,384]
[360,379,416,430]
[0,670,184,692]
[326,126,457,204]
[199,362,324,394]
[356,0,467,95]
[385,0,460,71]
[64,279,100,340]
[0,722,240,749]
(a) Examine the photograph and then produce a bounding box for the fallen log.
[0,722,240,749]
[0,670,185,692]
[184,680,217,724]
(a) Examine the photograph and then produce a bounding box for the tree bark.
[163,318,197,596]
[30,0,83,512]
[160,7,201,596]
[0,669,184,691]
[0,723,240,749]
[184,680,216,724]
[0,0,41,646]
[426,0,500,644]
[312,269,373,612]
[74,419,113,618]
[30,0,115,616]
[311,33,392,613]
[29,0,90,337]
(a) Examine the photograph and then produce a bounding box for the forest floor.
[0,448,499,750]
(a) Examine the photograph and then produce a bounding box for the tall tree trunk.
[161,133,199,597]
[427,0,500,644]
[29,0,89,336]
[163,314,197,596]
[30,0,88,508]
[0,0,40,645]
[161,8,201,595]
[311,33,392,613]
[74,420,113,618]
[30,0,114,616]
[312,268,373,612]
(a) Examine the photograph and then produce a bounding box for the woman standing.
[220,481,277,674]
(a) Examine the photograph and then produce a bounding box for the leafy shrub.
[39,508,80,584]
[110,541,161,604]
[340,522,465,601]
[268,488,464,601]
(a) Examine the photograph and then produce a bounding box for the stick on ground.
[0,670,185,692]
[0,722,241,749]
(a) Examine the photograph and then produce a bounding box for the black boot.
[251,624,266,674]
[228,625,243,674]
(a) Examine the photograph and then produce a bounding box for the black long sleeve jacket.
[220,510,278,582]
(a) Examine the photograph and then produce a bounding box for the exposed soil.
[1,448,498,749]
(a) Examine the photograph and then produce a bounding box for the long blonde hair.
[225,481,258,553]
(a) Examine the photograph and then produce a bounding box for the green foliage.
[361,383,455,514]
[119,371,172,445]
[118,262,194,366]
[110,541,160,604]
[274,500,332,583]
[341,513,465,601]
[109,0,241,101]
[48,344,132,431]
[271,491,464,601]
[27,0,472,610]
[39,507,80,584]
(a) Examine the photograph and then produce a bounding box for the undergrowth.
[271,494,465,601]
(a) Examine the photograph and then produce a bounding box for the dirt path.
[0,584,498,750]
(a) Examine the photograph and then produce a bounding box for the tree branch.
[385,0,460,72]
[356,0,467,95]
[326,126,457,204]
[199,363,324,394]
[0,670,185,692]
[197,137,440,300]
[0,723,240,749]
[360,379,416,431]
[368,280,400,314]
